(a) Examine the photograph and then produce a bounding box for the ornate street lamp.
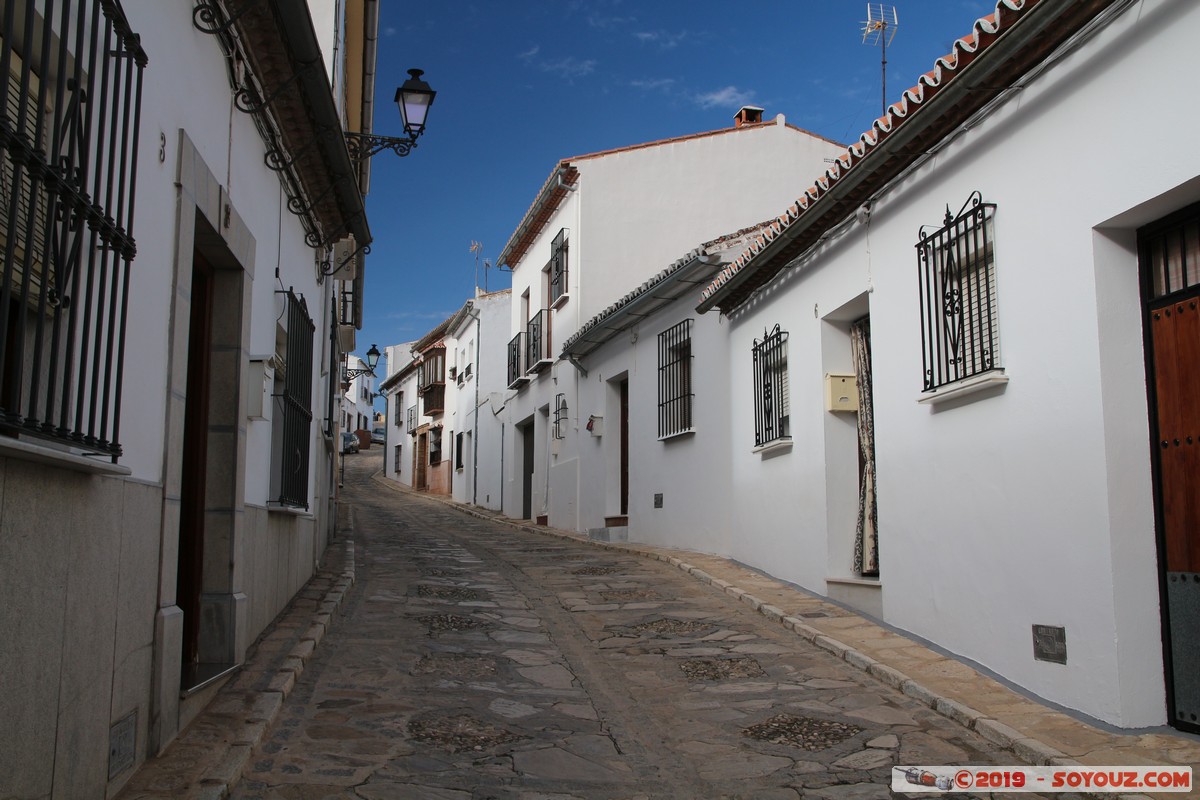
[343,344,380,386]
[344,69,437,161]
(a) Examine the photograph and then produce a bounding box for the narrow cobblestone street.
[226,452,1034,800]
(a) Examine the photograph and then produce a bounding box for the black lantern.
[344,344,380,384]
[396,69,436,139]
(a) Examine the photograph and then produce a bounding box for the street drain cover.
[678,657,765,681]
[572,565,620,575]
[413,654,497,680]
[743,714,862,751]
[630,618,716,637]
[408,714,523,753]
[417,585,483,601]
[417,614,491,633]
[602,589,660,602]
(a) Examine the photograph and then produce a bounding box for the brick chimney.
[734,106,765,127]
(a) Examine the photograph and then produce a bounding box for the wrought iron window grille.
[916,191,1000,392]
[406,403,417,437]
[271,289,315,508]
[550,228,568,306]
[0,0,147,461]
[393,442,402,473]
[525,309,551,373]
[752,325,790,447]
[657,319,694,439]
[507,331,527,388]
[553,392,567,440]
[1142,202,1200,301]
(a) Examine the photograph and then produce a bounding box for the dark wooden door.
[521,422,534,520]
[620,380,629,516]
[1149,290,1200,732]
[178,252,213,674]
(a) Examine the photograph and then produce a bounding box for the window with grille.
[393,443,402,473]
[407,404,417,436]
[916,191,1000,391]
[271,291,315,508]
[550,228,568,306]
[455,431,464,470]
[657,319,693,438]
[1143,202,1200,300]
[393,391,403,426]
[553,392,567,440]
[0,1,146,460]
[429,426,442,465]
[752,326,790,447]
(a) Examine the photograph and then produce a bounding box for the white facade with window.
[695,0,1199,730]
[0,1,380,795]
[496,112,846,526]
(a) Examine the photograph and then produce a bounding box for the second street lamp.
[344,69,437,161]
[343,344,380,386]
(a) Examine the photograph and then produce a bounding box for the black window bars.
[553,392,567,440]
[657,319,693,438]
[752,325,790,447]
[0,0,147,461]
[550,227,567,306]
[272,289,314,508]
[916,191,999,392]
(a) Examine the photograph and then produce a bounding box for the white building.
[0,1,384,795]
[692,0,1196,732]
[448,288,510,509]
[340,352,376,444]
[496,109,846,527]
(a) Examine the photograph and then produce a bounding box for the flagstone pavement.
[116,452,1200,800]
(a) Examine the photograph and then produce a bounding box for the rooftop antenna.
[470,240,483,293]
[862,3,899,118]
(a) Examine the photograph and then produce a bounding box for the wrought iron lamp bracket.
[319,241,371,277]
[193,0,266,37]
[343,131,418,162]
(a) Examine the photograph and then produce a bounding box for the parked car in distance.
[340,431,359,454]
[371,427,386,444]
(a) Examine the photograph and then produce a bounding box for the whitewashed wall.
[722,0,1198,727]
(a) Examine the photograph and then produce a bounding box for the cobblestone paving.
[230,455,1055,799]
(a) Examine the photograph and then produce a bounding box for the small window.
[429,426,442,465]
[916,191,999,391]
[407,404,417,437]
[393,443,403,473]
[752,325,790,447]
[550,227,568,307]
[553,393,567,440]
[394,391,403,426]
[455,431,464,470]
[657,319,693,438]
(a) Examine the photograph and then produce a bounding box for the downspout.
[468,306,481,506]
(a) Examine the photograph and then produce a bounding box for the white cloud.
[631,77,676,92]
[695,85,755,110]
[539,56,597,80]
[517,45,540,61]
[634,30,689,49]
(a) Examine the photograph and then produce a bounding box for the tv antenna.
[470,240,484,292]
[862,4,899,118]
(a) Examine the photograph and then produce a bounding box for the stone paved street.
[230,453,1054,799]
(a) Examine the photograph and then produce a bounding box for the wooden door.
[620,380,629,516]
[178,252,213,676]
[1149,290,1200,732]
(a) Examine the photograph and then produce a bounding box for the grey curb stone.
[782,617,822,642]
[710,578,733,591]
[935,697,983,728]
[866,662,909,690]
[740,593,764,611]
[901,680,938,708]
[759,604,786,623]
[813,635,850,658]
[974,717,1025,749]
[843,648,878,671]
[689,568,713,582]
[1013,736,1068,765]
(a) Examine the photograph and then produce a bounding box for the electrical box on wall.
[825,373,858,413]
[587,415,603,436]
[247,357,274,420]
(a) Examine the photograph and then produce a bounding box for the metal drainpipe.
[468,306,482,506]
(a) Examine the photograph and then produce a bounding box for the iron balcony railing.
[550,228,568,306]
[0,0,147,461]
[506,331,526,388]
[273,290,314,508]
[917,191,999,392]
[752,325,790,447]
[525,309,550,373]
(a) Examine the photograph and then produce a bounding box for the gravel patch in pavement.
[678,656,766,681]
[407,713,524,753]
[743,714,863,751]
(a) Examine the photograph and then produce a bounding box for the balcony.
[525,309,552,374]
[507,332,529,389]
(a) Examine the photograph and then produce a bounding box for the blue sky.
[359,1,997,377]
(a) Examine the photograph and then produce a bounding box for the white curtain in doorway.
[852,318,879,576]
